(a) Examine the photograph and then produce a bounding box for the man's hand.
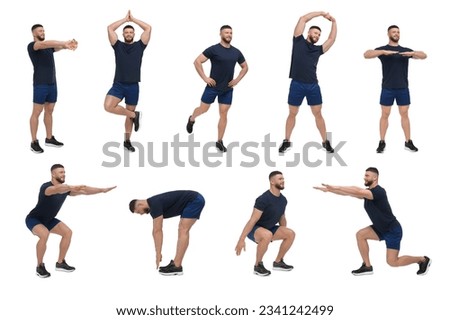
[205,77,216,87]
[102,186,117,193]
[383,50,399,55]
[235,239,246,256]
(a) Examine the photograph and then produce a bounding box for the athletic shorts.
[33,84,57,104]
[380,88,410,106]
[25,216,61,232]
[288,80,322,106]
[201,86,233,105]
[180,194,205,219]
[107,82,140,106]
[371,222,403,250]
[247,225,280,243]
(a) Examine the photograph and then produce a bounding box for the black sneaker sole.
[45,143,63,148]
[351,271,373,276]
[404,147,418,152]
[134,112,142,132]
[36,272,51,278]
[55,267,75,272]
[253,271,271,276]
[159,271,183,276]
[31,148,44,154]
[279,148,291,154]
[273,266,294,271]
[418,259,432,276]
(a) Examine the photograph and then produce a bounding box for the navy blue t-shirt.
[289,35,323,83]
[27,182,70,223]
[203,43,246,92]
[147,190,199,219]
[376,44,413,89]
[253,190,287,229]
[27,42,56,85]
[364,185,398,233]
[113,40,147,83]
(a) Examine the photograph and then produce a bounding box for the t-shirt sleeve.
[369,187,384,201]
[237,50,245,64]
[149,200,163,219]
[254,195,267,211]
[202,45,214,59]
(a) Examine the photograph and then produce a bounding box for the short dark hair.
[220,25,232,31]
[388,25,399,32]
[50,164,64,172]
[129,199,137,213]
[31,24,43,32]
[309,25,321,32]
[123,25,134,31]
[366,167,379,176]
[269,171,283,180]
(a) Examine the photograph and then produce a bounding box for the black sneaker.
[45,136,64,147]
[31,140,44,154]
[186,116,195,134]
[405,140,418,152]
[124,140,135,152]
[36,263,51,278]
[216,140,227,152]
[55,259,76,272]
[254,262,271,276]
[132,111,141,132]
[417,256,431,275]
[376,140,386,153]
[278,139,291,153]
[351,263,373,276]
[322,140,334,153]
[159,262,183,276]
[273,259,294,271]
[159,260,175,271]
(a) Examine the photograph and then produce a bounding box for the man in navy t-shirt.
[186,25,248,153]
[104,10,152,152]
[129,190,205,276]
[235,171,295,276]
[364,25,427,153]
[28,24,77,154]
[279,11,337,154]
[314,167,431,276]
[25,164,116,278]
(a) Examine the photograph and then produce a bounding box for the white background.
[1,0,447,319]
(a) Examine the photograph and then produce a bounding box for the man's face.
[272,174,285,190]
[388,28,400,43]
[33,27,45,41]
[364,171,377,187]
[52,168,66,184]
[307,28,321,44]
[220,28,233,44]
[123,28,135,43]
[134,202,150,215]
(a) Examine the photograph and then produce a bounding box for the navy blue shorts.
[380,88,410,106]
[25,216,61,232]
[288,80,322,106]
[181,194,205,219]
[247,225,280,243]
[33,84,57,104]
[201,87,233,105]
[107,82,140,106]
[371,223,403,250]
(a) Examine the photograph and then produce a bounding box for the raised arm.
[152,216,163,268]
[194,53,216,87]
[128,11,152,45]
[314,184,373,199]
[34,39,77,52]
[322,15,337,53]
[44,184,79,196]
[399,50,427,59]
[294,11,328,37]
[107,11,130,46]
[235,208,263,256]
[364,49,398,59]
[69,185,116,196]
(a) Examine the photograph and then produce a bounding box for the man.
[104,10,151,152]
[25,164,116,278]
[364,25,427,153]
[186,25,248,152]
[279,11,337,154]
[235,171,295,276]
[129,190,205,276]
[314,167,431,276]
[28,24,78,154]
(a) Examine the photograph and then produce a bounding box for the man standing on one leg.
[235,171,295,276]
[314,167,431,276]
[28,24,78,154]
[25,164,116,278]
[186,25,248,152]
[279,11,337,154]
[364,25,426,153]
[104,10,151,152]
[129,190,205,276]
